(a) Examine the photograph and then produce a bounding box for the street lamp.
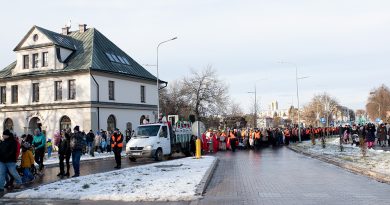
[279,61,310,142]
[156,37,177,121]
[248,85,257,128]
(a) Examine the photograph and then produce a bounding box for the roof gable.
[14,26,76,51]
[1,26,161,83]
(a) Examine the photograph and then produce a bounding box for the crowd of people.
[197,123,390,153]
[0,125,128,192]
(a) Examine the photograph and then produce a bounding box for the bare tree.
[226,100,244,117]
[159,80,192,119]
[302,93,339,126]
[366,84,390,121]
[182,65,229,120]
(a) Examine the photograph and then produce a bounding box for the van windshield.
[136,125,160,137]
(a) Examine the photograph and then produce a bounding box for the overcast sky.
[1,0,389,113]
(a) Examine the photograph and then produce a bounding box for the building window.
[68,80,76,100]
[107,115,116,132]
[23,55,29,69]
[109,81,115,100]
[59,116,71,131]
[32,53,39,68]
[140,85,145,103]
[11,85,18,104]
[42,52,48,67]
[54,81,62,101]
[33,34,39,42]
[32,83,39,102]
[0,86,5,104]
[3,118,13,132]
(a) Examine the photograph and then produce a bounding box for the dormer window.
[33,34,38,42]
[32,53,39,68]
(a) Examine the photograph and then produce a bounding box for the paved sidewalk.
[196,147,390,205]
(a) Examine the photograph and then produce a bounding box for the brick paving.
[2,147,390,205]
[196,147,390,205]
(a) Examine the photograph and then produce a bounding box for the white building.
[0,24,163,137]
[260,100,289,119]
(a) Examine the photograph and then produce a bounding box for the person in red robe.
[201,133,209,152]
[212,130,219,153]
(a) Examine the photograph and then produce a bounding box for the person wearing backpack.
[70,126,85,177]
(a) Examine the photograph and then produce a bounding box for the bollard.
[196,138,201,159]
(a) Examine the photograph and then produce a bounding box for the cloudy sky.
[1,0,389,113]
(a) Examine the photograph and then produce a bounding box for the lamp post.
[248,85,257,128]
[279,61,309,142]
[156,37,177,121]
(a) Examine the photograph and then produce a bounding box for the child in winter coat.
[21,142,35,183]
[100,139,107,153]
[46,139,53,158]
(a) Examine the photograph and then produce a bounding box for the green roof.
[1,26,160,82]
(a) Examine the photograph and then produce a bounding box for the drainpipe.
[90,70,100,130]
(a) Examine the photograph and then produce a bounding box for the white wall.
[0,73,91,106]
[95,108,155,132]
[90,74,158,105]
[0,107,91,139]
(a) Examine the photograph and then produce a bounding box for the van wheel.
[129,157,136,162]
[154,149,163,161]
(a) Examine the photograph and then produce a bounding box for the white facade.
[0,25,159,138]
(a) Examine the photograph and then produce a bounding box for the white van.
[126,123,192,161]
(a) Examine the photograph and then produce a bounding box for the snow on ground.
[40,152,125,166]
[293,138,390,176]
[6,156,216,202]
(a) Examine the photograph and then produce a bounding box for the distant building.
[0,24,164,136]
[261,100,289,119]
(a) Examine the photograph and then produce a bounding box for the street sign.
[320,118,326,124]
[192,121,206,138]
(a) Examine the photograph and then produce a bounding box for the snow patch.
[294,139,390,176]
[6,156,216,202]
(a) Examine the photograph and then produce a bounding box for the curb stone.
[288,146,390,185]
[195,157,219,195]
[190,157,219,205]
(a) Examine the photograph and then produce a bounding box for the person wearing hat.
[111,128,123,169]
[70,126,85,177]
[20,142,35,183]
[32,128,46,171]
[0,130,23,191]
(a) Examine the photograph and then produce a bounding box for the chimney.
[62,26,70,35]
[79,24,87,33]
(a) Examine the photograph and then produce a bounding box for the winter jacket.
[21,149,34,168]
[32,134,46,150]
[70,132,86,151]
[0,137,18,163]
[58,137,71,155]
[366,126,376,142]
[377,126,387,141]
[86,132,95,143]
